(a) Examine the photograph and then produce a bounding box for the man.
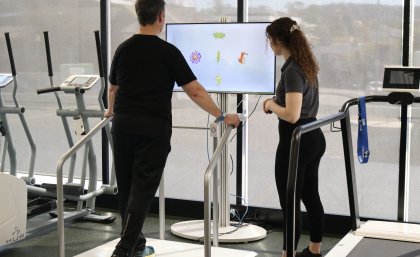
[104,0,240,256]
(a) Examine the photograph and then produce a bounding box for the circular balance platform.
[170,220,267,243]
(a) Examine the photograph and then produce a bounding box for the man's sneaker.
[110,251,127,257]
[133,246,155,257]
[296,247,322,257]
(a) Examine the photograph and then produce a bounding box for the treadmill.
[283,66,420,257]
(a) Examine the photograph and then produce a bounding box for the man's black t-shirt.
[109,34,196,142]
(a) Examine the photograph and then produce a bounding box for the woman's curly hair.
[266,17,319,86]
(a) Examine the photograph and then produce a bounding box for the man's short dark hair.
[135,0,165,26]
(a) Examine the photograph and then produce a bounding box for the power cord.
[229,194,249,226]
[229,94,262,142]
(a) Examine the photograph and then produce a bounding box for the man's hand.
[224,113,240,128]
[104,109,114,118]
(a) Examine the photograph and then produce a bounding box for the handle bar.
[94,31,104,78]
[37,87,61,94]
[4,32,17,76]
[43,31,53,77]
[37,86,86,95]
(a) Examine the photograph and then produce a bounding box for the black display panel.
[383,66,420,92]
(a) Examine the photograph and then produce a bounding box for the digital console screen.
[383,67,420,91]
[71,77,91,85]
[0,74,12,86]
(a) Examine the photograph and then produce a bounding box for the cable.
[206,94,262,179]
[206,112,210,163]
[229,94,262,142]
[229,154,234,175]
[229,194,249,226]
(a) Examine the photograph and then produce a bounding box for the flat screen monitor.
[383,66,420,92]
[166,22,276,94]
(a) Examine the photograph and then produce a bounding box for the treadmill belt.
[348,238,420,257]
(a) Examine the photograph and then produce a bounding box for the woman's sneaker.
[133,246,155,257]
[296,247,322,257]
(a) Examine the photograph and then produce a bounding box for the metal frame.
[204,125,234,257]
[57,116,114,257]
[285,94,420,257]
[2,33,37,184]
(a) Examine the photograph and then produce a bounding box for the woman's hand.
[263,98,274,114]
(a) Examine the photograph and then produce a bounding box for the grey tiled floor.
[0,209,342,257]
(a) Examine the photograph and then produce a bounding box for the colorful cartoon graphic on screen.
[238,52,248,64]
[215,75,222,86]
[213,32,225,39]
[190,51,202,64]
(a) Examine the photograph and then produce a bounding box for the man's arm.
[182,80,240,127]
[104,84,119,117]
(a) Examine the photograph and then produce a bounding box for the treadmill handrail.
[340,94,420,112]
[56,116,113,257]
[285,94,420,257]
[204,125,234,257]
[285,112,346,257]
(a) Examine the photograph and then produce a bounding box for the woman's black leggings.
[275,118,326,250]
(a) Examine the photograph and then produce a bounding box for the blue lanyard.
[357,97,369,164]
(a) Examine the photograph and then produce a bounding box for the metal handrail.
[56,116,113,257]
[204,125,234,257]
[157,125,211,240]
[340,95,389,112]
[285,94,420,257]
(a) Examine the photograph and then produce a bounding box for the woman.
[263,17,326,257]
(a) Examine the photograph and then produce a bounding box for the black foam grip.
[43,31,53,77]
[37,87,61,94]
[4,33,16,76]
[94,31,104,78]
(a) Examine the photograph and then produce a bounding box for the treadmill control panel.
[59,75,100,90]
[0,74,13,88]
[383,66,420,93]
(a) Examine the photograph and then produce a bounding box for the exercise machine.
[0,72,27,246]
[0,172,27,246]
[324,66,420,257]
[0,31,116,250]
[171,95,266,248]
[0,32,54,247]
[75,118,258,257]
[34,31,116,222]
[0,34,36,183]
[283,66,420,257]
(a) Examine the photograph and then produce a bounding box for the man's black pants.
[112,132,170,256]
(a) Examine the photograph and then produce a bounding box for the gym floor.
[0,209,343,257]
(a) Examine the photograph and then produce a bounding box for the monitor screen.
[383,66,420,92]
[166,23,276,94]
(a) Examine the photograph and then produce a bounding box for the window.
[0,0,102,181]
[111,0,238,201]
[409,0,420,222]
[248,0,404,220]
